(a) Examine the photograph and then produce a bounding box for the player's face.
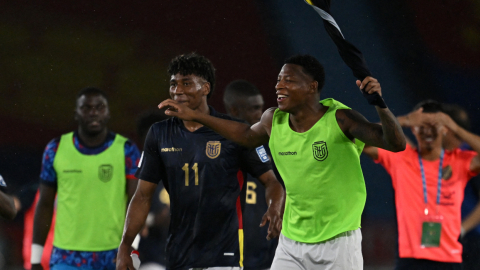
[412,123,443,152]
[275,64,315,112]
[170,74,209,110]
[75,94,110,136]
[235,95,264,125]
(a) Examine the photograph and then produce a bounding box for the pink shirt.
[376,144,478,262]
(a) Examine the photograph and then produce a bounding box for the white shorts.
[271,229,363,270]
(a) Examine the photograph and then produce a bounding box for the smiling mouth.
[277,94,288,102]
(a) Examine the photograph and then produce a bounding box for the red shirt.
[376,144,478,262]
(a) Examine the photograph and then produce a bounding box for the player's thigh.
[309,228,363,270]
[271,230,363,270]
[270,234,306,270]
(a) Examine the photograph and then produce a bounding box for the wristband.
[31,243,44,264]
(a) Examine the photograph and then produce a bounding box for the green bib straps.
[53,132,127,251]
[270,98,366,243]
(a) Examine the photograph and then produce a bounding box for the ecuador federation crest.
[206,141,221,159]
[312,141,328,161]
[98,164,113,182]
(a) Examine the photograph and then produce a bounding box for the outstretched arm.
[340,77,406,152]
[257,170,284,240]
[116,180,156,270]
[158,99,272,148]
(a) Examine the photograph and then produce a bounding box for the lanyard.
[418,149,444,212]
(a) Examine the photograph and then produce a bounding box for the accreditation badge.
[421,209,443,248]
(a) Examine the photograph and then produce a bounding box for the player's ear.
[202,82,211,97]
[309,81,318,94]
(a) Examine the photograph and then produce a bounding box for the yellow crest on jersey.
[206,141,221,159]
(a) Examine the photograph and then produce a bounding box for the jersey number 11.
[182,163,199,186]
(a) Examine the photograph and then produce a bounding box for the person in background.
[32,87,140,270]
[223,79,283,270]
[363,100,480,270]
[441,104,480,270]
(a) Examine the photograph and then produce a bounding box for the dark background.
[0,0,479,268]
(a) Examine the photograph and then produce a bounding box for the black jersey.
[242,145,282,270]
[135,107,272,270]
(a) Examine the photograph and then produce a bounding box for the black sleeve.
[239,145,273,178]
[135,125,165,184]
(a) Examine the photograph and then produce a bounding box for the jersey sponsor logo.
[278,151,297,156]
[63,170,82,173]
[206,141,221,159]
[98,164,113,182]
[255,146,269,163]
[161,147,182,152]
[0,174,6,187]
[312,141,328,161]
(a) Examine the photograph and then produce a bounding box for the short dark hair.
[76,87,108,102]
[412,99,443,113]
[442,103,471,131]
[223,80,261,108]
[168,53,216,99]
[285,54,325,92]
[76,87,108,106]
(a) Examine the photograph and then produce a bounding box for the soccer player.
[363,100,480,270]
[31,87,141,270]
[223,80,283,270]
[116,53,284,270]
[0,174,17,220]
[159,54,406,269]
[441,104,480,270]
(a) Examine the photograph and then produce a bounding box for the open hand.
[260,207,282,240]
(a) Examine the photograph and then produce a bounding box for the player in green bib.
[31,88,140,270]
[159,54,406,269]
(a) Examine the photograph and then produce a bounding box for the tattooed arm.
[336,77,406,152]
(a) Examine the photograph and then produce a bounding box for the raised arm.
[340,77,406,152]
[158,99,272,148]
[429,112,480,173]
[116,180,157,270]
[256,170,285,240]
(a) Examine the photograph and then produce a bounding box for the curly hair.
[285,54,325,92]
[168,53,216,99]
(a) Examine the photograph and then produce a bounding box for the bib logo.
[312,141,328,161]
[99,164,113,182]
[206,141,221,159]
